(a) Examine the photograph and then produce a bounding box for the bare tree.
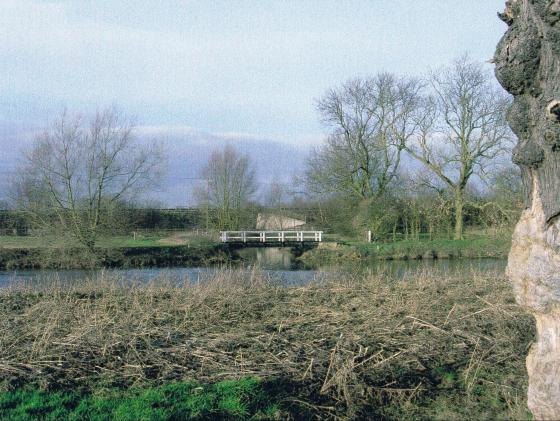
[305,74,424,200]
[474,164,524,235]
[13,108,164,250]
[197,145,257,230]
[405,56,512,239]
[262,179,294,209]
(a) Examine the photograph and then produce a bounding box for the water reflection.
[0,267,322,288]
[236,247,301,270]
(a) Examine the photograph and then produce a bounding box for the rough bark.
[494,1,560,419]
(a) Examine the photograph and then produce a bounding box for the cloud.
[135,125,323,147]
[2,1,368,105]
[2,0,506,149]
[135,125,201,140]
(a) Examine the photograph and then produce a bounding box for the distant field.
[0,236,45,249]
[0,231,218,249]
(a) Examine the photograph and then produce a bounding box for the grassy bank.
[0,270,533,419]
[0,230,240,270]
[0,230,244,270]
[0,231,212,249]
[300,237,511,266]
[0,378,277,420]
[0,244,239,270]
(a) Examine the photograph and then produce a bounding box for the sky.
[0,0,509,205]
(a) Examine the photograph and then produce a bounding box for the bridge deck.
[220,230,323,243]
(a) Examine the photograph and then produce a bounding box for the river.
[0,247,507,288]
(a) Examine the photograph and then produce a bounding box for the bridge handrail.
[220,230,323,243]
[222,230,322,234]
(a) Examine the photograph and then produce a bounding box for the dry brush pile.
[0,269,534,419]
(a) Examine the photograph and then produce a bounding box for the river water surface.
[0,247,507,288]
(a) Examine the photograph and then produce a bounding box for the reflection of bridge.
[220,230,323,244]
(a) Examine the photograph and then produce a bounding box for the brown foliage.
[0,270,533,419]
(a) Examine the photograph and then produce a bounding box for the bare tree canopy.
[404,56,512,239]
[262,179,290,209]
[13,108,164,250]
[305,74,424,200]
[198,145,257,230]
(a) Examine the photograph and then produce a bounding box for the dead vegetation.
[0,269,534,419]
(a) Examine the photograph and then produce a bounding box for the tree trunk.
[404,219,409,241]
[453,189,463,240]
[428,221,432,241]
[495,1,560,418]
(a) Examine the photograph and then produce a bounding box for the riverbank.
[299,237,511,266]
[0,243,239,270]
[0,234,512,270]
[0,232,243,270]
[0,270,533,419]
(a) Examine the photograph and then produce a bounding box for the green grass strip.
[0,378,278,421]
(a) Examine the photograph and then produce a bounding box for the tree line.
[305,55,515,240]
[2,55,521,250]
[196,55,520,241]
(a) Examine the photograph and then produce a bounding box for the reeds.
[0,268,534,419]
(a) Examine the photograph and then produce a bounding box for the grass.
[0,269,533,419]
[97,236,166,248]
[301,236,512,266]
[0,378,278,420]
[0,234,168,249]
[98,232,217,249]
[0,236,46,249]
[0,242,233,271]
[351,237,512,258]
[0,232,218,250]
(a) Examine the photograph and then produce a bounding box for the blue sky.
[1,0,510,205]
[2,0,507,143]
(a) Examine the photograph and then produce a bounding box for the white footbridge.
[220,230,323,244]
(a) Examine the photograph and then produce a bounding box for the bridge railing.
[220,230,323,243]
